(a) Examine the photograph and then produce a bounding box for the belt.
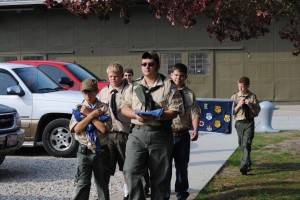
[79,144,96,155]
[236,119,254,123]
[134,124,163,131]
[172,129,189,136]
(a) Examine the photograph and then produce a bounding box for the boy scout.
[98,63,131,200]
[231,76,260,175]
[166,63,201,200]
[121,52,182,200]
[69,79,111,200]
[123,68,134,84]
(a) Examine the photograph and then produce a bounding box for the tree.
[277,0,300,55]
[45,0,300,55]
[45,0,131,23]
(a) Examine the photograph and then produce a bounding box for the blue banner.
[196,99,234,134]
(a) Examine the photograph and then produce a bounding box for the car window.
[13,67,62,93]
[64,63,98,82]
[0,70,18,95]
[38,65,69,84]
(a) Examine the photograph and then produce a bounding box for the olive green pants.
[124,126,173,200]
[106,132,128,174]
[235,120,255,170]
[73,145,110,200]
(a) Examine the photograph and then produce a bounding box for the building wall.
[0,8,299,101]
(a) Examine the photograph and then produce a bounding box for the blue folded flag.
[99,114,110,122]
[72,108,110,153]
[135,108,164,119]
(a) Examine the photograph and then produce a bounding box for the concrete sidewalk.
[171,130,238,200]
[272,104,300,130]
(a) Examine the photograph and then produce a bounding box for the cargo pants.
[235,119,255,170]
[124,125,173,200]
[73,145,110,200]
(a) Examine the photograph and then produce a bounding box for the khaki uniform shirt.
[122,75,182,126]
[99,81,131,133]
[172,86,201,131]
[231,90,260,121]
[69,99,111,150]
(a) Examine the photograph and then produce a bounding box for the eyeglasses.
[141,62,155,67]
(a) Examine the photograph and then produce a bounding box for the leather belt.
[172,129,189,136]
[134,124,163,131]
[237,119,254,123]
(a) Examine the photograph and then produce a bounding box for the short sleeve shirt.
[122,74,182,126]
[231,90,260,120]
[69,99,111,149]
[172,86,201,131]
[99,81,131,133]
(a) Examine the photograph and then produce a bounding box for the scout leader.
[121,52,182,200]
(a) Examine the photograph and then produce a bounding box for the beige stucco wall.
[0,8,299,101]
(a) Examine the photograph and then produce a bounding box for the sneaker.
[246,165,252,172]
[123,195,129,200]
[176,191,189,200]
[144,187,150,198]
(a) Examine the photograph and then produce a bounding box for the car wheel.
[42,118,78,157]
[0,154,5,165]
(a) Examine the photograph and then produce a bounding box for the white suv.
[0,63,83,157]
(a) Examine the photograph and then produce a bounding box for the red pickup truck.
[10,60,109,91]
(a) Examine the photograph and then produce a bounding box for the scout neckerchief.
[134,74,166,111]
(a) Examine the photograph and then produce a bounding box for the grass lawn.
[196,131,300,200]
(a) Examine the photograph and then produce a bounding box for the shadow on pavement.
[7,146,48,157]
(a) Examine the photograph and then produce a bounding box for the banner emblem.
[224,114,231,122]
[214,120,221,128]
[214,105,222,114]
[206,113,213,120]
[206,125,212,131]
[199,120,205,127]
[204,103,208,109]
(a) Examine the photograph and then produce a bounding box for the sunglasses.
[141,62,155,67]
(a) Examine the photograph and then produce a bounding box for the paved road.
[0,147,124,200]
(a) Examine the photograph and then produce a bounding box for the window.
[0,70,18,95]
[13,67,61,93]
[38,65,69,84]
[22,55,45,60]
[65,63,98,81]
[188,53,210,75]
[161,53,182,74]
